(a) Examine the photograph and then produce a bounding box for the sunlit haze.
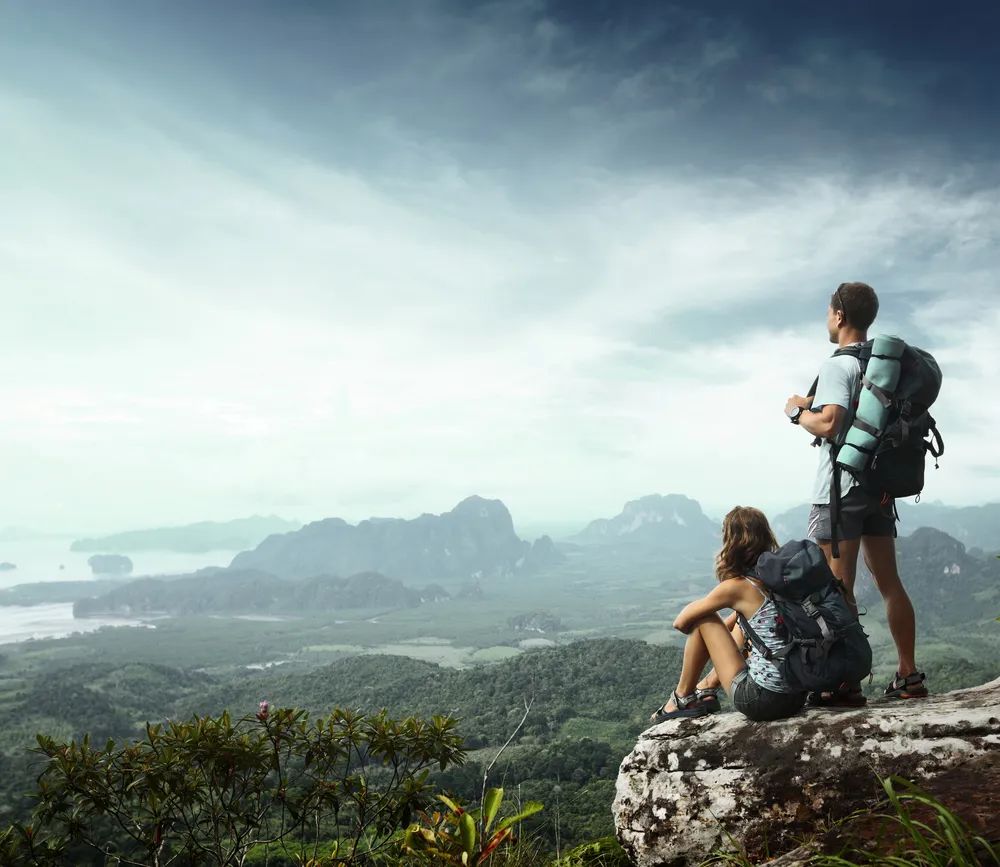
[3,1,999,534]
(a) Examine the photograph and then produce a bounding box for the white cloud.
[2,68,999,533]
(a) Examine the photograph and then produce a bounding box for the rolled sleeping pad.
[838,335,906,473]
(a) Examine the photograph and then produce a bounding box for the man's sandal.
[807,682,867,708]
[883,671,928,700]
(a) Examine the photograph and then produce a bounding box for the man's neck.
[838,328,867,348]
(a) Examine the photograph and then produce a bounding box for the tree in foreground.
[0,704,464,866]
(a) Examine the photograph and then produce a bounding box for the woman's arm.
[673,580,745,634]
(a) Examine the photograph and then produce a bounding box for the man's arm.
[787,358,854,441]
[785,394,814,413]
[798,403,845,440]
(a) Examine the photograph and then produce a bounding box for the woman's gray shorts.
[731,669,807,722]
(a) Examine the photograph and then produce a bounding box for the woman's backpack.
[737,539,872,693]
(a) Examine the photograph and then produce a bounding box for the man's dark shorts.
[808,486,896,542]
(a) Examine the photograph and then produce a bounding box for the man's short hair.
[831,282,879,331]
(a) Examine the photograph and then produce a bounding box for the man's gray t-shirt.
[811,351,862,505]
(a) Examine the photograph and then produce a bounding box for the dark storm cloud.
[5,0,999,188]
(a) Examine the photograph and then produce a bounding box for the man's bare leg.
[818,537,862,613]
[862,535,917,676]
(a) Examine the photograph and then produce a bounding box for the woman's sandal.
[694,686,723,713]
[649,691,711,724]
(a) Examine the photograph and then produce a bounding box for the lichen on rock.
[613,677,1000,865]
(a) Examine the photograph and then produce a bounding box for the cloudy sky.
[2,0,999,535]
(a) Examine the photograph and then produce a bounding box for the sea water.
[0,603,153,645]
[0,537,238,589]
[0,537,238,644]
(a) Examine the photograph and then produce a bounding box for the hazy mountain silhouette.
[230,496,563,581]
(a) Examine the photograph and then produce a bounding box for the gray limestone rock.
[87,553,134,575]
[576,494,719,554]
[613,677,1000,865]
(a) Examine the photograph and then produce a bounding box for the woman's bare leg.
[696,614,745,691]
[663,614,748,710]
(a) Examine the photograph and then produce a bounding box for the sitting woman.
[650,506,807,723]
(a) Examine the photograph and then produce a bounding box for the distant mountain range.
[71,516,302,554]
[230,496,563,581]
[73,568,450,618]
[573,494,719,553]
[568,495,1000,578]
[896,501,1000,552]
[856,527,1000,627]
[54,495,1000,621]
[772,501,1000,552]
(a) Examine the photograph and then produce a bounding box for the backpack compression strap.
[928,418,944,464]
[736,596,836,665]
[829,446,843,559]
[736,612,783,661]
[808,343,868,558]
[800,596,836,650]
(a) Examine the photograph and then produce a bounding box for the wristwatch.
[788,406,804,425]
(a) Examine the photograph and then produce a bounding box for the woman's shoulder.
[715,576,760,601]
[725,576,767,616]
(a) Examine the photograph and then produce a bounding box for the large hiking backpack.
[737,539,872,693]
[808,337,945,555]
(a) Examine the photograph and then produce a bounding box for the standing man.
[784,282,927,705]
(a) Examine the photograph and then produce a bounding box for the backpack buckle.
[801,598,821,619]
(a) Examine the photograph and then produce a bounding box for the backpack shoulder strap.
[825,342,870,557]
[833,343,864,359]
[807,340,869,400]
[736,611,772,661]
[736,582,800,662]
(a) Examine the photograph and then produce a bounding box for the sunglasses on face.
[836,284,849,322]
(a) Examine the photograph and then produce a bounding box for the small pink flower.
[257,700,269,720]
